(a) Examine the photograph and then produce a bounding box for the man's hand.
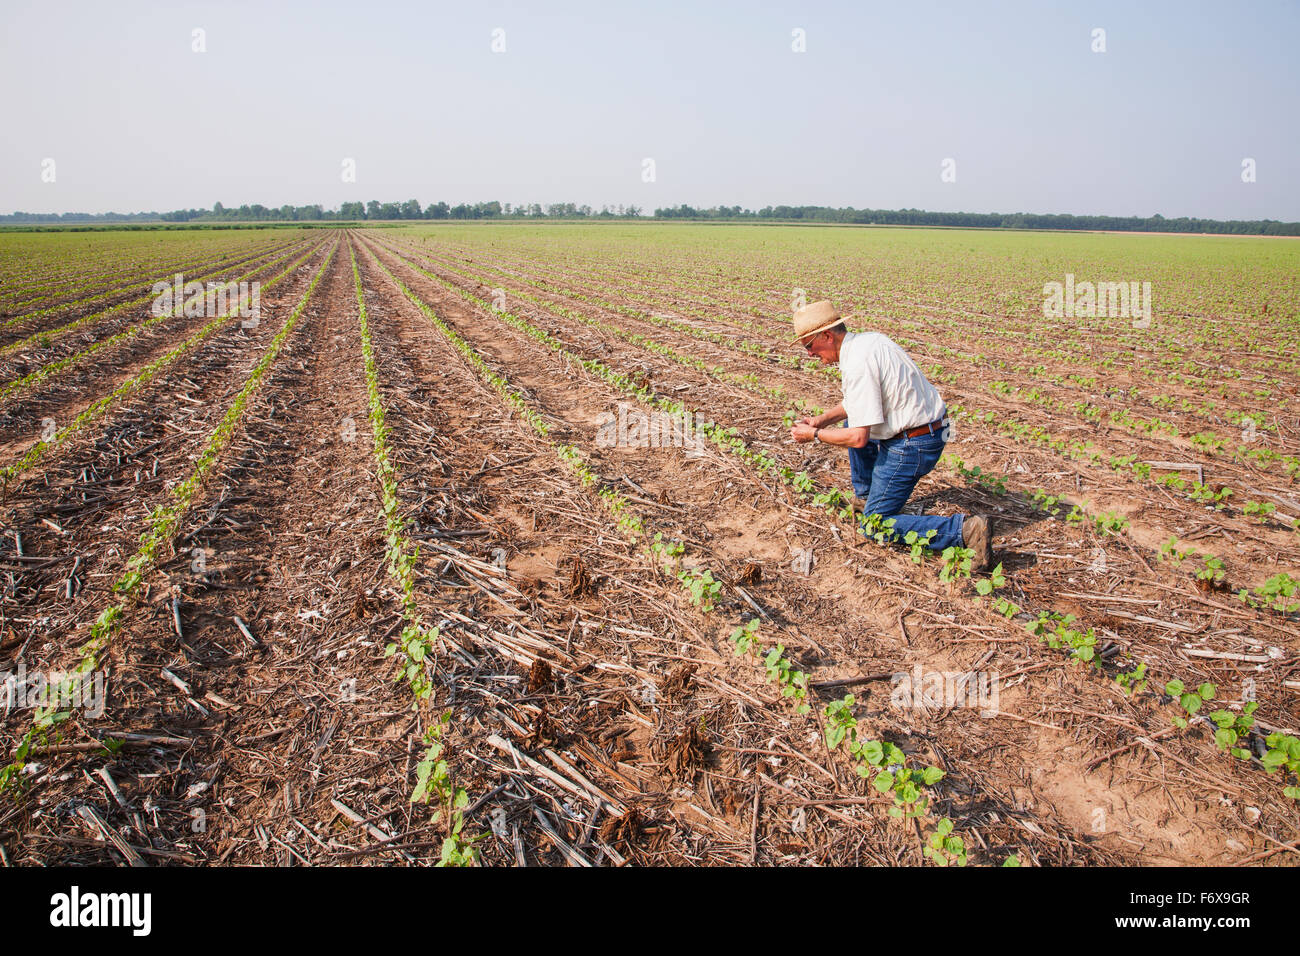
[790,423,817,443]
[797,416,817,427]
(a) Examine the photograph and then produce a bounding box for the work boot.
[963,515,993,573]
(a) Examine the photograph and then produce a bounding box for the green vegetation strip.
[0,243,316,406]
[0,245,336,795]
[0,241,329,487]
[0,239,306,351]
[3,238,289,325]
[349,244,476,864]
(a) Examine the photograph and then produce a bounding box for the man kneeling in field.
[787,301,992,570]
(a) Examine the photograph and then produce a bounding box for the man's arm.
[790,418,870,447]
[791,405,872,447]
[799,403,847,429]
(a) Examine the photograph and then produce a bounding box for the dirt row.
[0,240,329,469]
[0,240,339,677]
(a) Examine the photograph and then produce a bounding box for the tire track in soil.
[1,237,364,864]
[362,236,1156,865]
[0,240,336,678]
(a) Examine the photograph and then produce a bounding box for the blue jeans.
[849,431,964,550]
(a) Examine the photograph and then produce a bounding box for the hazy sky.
[2,0,1296,218]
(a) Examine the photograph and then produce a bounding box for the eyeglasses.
[801,333,822,352]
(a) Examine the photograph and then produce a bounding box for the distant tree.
[340,201,365,220]
[400,198,422,219]
[365,200,381,220]
[426,201,449,219]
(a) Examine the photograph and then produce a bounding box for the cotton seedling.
[823,696,948,827]
[1206,702,1259,760]
[1260,734,1300,799]
[1157,537,1187,565]
[729,618,762,657]
[763,643,811,715]
[924,817,968,867]
[649,532,685,570]
[678,567,722,611]
[1242,500,1276,523]
[1115,662,1148,696]
[904,528,937,564]
[1165,679,1216,729]
[1188,481,1233,509]
[411,714,481,866]
[1027,488,1064,516]
[1196,556,1226,587]
[938,545,975,583]
[1238,573,1299,614]
[973,562,1006,597]
[991,595,1021,619]
[1091,511,1128,536]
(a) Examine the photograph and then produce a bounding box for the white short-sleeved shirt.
[839,331,946,440]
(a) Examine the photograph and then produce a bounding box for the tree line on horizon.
[1,200,1296,235]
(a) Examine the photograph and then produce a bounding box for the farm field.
[0,222,1297,867]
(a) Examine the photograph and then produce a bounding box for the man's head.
[792,300,848,364]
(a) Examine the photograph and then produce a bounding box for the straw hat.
[791,300,849,341]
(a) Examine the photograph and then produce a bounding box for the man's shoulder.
[843,330,893,359]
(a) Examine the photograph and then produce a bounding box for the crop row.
[348,242,476,865]
[0,241,329,487]
[0,242,318,408]
[0,243,337,794]
[0,238,311,359]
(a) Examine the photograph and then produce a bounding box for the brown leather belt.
[900,416,949,440]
